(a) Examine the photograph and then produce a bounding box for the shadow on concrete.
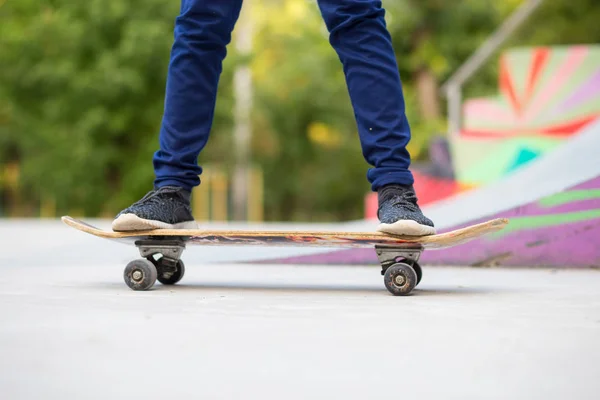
[81,281,504,296]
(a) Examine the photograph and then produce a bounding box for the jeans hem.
[370,171,414,191]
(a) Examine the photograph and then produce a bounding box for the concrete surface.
[1,220,599,399]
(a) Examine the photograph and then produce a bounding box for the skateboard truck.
[136,239,186,268]
[126,240,425,296]
[375,245,423,295]
[120,238,188,290]
[375,245,422,269]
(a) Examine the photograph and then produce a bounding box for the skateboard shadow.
[132,282,497,296]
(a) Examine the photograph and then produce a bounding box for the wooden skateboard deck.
[61,216,508,250]
[61,216,508,296]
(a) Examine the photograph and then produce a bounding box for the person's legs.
[113,0,243,231]
[154,0,243,190]
[317,0,435,235]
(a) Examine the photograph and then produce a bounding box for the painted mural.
[452,45,600,186]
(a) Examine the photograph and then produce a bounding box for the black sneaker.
[112,186,198,231]
[376,184,436,236]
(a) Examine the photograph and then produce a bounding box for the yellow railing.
[0,162,264,221]
[192,164,264,222]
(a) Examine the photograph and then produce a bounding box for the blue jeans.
[153,0,414,192]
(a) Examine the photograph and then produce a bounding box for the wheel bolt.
[394,274,406,286]
[132,270,143,281]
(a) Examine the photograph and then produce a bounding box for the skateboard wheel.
[157,260,185,286]
[383,263,417,296]
[123,259,157,291]
[412,261,423,286]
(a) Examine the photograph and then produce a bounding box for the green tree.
[508,0,600,47]
[0,0,238,216]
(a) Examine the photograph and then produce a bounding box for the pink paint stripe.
[558,68,600,113]
[464,99,514,123]
[524,47,589,122]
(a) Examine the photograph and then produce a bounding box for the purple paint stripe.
[576,177,600,190]
[451,197,600,227]
[558,69,600,112]
[270,218,600,267]
[437,176,600,234]
[421,219,600,267]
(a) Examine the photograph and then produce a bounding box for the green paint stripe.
[489,209,600,238]
[539,190,600,207]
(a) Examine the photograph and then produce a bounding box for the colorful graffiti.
[453,45,600,186]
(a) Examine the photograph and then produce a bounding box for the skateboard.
[61,216,509,296]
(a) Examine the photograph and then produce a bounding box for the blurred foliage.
[0,0,599,220]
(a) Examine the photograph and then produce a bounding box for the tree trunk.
[411,27,441,121]
[414,67,441,121]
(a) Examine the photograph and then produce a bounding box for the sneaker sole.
[112,213,198,232]
[377,220,436,236]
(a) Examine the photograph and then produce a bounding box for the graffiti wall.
[453,45,600,186]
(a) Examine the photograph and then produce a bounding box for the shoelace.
[390,190,419,212]
[132,187,181,207]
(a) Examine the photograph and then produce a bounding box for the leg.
[154,0,244,190]
[113,0,243,231]
[317,0,435,235]
[317,0,412,190]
